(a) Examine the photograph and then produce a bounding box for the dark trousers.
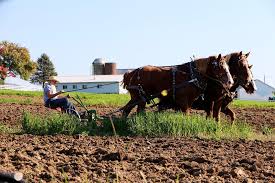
[45,97,76,113]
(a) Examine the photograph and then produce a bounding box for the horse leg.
[222,107,235,122]
[137,101,146,114]
[213,98,224,122]
[205,101,214,119]
[213,103,222,122]
[178,103,190,115]
[180,107,190,115]
[221,97,235,122]
[122,99,137,118]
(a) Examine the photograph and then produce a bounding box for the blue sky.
[1,0,275,86]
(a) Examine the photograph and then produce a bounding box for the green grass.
[20,111,268,140]
[0,89,130,106]
[0,97,34,105]
[22,112,89,135]
[232,100,275,108]
[0,89,42,97]
[69,92,130,106]
[125,112,254,140]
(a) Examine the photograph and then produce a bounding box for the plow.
[68,94,127,124]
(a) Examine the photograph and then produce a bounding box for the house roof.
[55,75,123,84]
[255,79,275,90]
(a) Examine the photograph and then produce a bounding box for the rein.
[61,82,120,93]
[200,72,230,93]
[188,60,231,95]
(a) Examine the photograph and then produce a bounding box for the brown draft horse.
[122,54,234,117]
[159,51,256,122]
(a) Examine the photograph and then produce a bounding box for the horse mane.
[224,52,240,64]
[194,56,215,74]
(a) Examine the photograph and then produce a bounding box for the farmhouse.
[55,75,127,94]
[236,79,275,101]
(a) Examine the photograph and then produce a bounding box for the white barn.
[236,79,275,101]
[55,75,127,94]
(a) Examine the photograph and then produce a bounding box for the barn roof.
[55,75,123,84]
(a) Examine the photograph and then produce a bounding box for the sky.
[1,0,275,86]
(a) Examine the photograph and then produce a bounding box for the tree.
[0,41,37,80]
[30,53,57,86]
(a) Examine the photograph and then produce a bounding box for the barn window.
[82,85,87,89]
[63,85,67,89]
[73,85,77,89]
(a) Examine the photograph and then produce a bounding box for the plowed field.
[0,100,274,182]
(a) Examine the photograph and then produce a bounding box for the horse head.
[228,51,256,94]
[244,64,257,94]
[204,54,234,89]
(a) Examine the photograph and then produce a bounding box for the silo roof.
[93,58,106,64]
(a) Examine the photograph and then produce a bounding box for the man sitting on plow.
[44,76,78,116]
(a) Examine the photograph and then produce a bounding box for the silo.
[104,62,117,75]
[93,58,106,75]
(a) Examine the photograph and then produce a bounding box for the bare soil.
[0,98,274,182]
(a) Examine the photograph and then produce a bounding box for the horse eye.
[212,61,218,66]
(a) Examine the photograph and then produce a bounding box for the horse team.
[122,51,257,122]
[0,46,257,122]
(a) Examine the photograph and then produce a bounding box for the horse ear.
[245,52,250,58]
[248,64,253,69]
[217,54,222,61]
[239,51,243,55]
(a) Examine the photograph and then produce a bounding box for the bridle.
[207,59,233,90]
[231,58,253,89]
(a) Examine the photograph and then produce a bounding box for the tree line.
[0,41,57,86]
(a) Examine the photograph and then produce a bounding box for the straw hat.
[48,76,59,82]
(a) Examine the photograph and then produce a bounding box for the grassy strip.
[233,100,275,108]
[22,112,88,135]
[70,92,130,106]
[21,111,269,140]
[0,89,42,97]
[0,98,35,105]
[124,112,254,140]
[0,89,130,106]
